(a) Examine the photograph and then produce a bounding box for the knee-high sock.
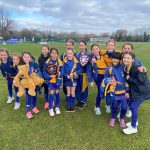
[96,85,101,107]
[111,100,120,118]
[66,96,71,107]
[32,96,37,108]
[44,84,49,102]
[14,86,19,103]
[120,98,127,119]
[32,86,38,108]
[26,92,31,112]
[49,94,54,109]
[55,93,60,107]
[7,81,13,97]
[71,96,75,107]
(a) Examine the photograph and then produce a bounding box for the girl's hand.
[138,66,147,73]
[125,93,130,99]
[92,58,97,63]
[90,82,94,87]
[3,77,7,81]
[50,75,56,78]
[126,75,130,80]
[110,80,117,87]
[67,75,71,79]
[70,73,73,78]
[138,67,144,73]
[58,72,61,76]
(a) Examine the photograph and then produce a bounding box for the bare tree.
[0,8,14,39]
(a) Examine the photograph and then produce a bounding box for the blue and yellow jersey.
[60,52,68,63]
[92,55,107,83]
[63,57,82,81]
[0,57,18,78]
[104,63,129,95]
[43,58,63,83]
[100,49,122,66]
[95,56,107,75]
[75,51,93,83]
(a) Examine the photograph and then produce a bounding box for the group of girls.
[0,39,150,135]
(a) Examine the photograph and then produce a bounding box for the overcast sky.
[0,0,150,34]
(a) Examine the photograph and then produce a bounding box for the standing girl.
[104,52,129,127]
[38,44,50,109]
[91,44,107,115]
[122,52,150,134]
[122,43,146,118]
[1,49,17,104]
[20,52,40,119]
[63,48,82,112]
[60,39,75,95]
[43,48,63,117]
[101,39,121,113]
[60,39,75,62]
[122,43,143,66]
[12,53,21,109]
[75,40,94,109]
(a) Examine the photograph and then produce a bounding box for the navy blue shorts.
[48,82,60,90]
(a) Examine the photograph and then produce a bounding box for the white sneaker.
[105,105,111,113]
[49,109,55,117]
[55,107,61,115]
[126,121,138,127]
[94,107,101,115]
[123,126,138,135]
[126,109,132,118]
[7,96,14,104]
[14,102,20,110]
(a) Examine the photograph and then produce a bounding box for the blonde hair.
[0,48,9,56]
[106,39,116,46]
[12,53,21,59]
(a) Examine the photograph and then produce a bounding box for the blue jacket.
[63,58,82,81]
[105,63,128,95]
[1,57,18,77]
[75,51,93,82]
[135,57,143,66]
[29,60,42,78]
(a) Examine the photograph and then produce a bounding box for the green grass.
[0,42,150,150]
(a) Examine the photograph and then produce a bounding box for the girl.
[75,40,94,109]
[122,43,143,66]
[63,48,82,112]
[122,43,146,118]
[60,39,75,95]
[12,53,21,109]
[104,52,129,127]
[1,49,17,104]
[43,48,63,117]
[101,39,121,113]
[20,52,41,119]
[122,52,150,134]
[91,44,107,115]
[38,44,50,109]
[60,39,74,62]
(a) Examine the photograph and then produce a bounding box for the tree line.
[0,8,150,42]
